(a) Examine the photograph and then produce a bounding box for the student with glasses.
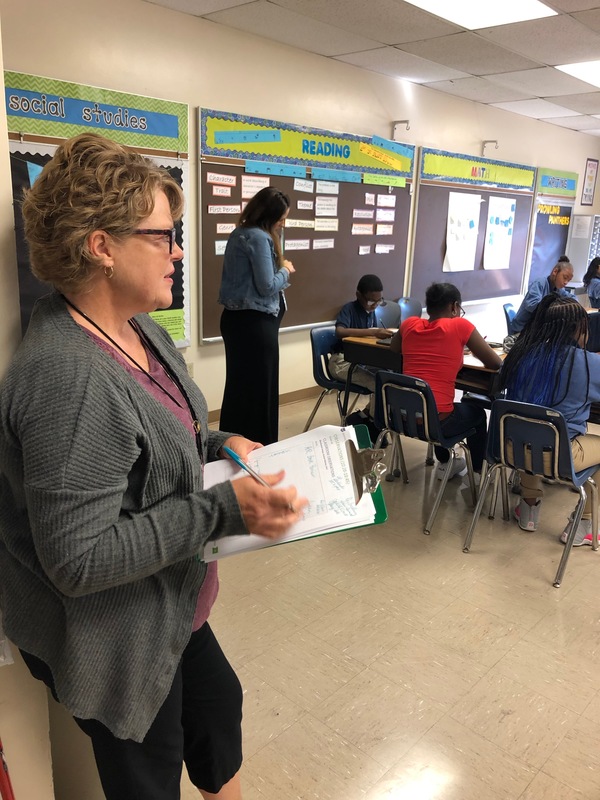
[0,133,307,800]
[391,282,502,479]
[329,274,395,441]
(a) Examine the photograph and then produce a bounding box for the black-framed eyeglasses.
[457,303,466,317]
[362,294,385,308]
[133,228,177,254]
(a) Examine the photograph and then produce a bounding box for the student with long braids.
[583,256,600,308]
[500,294,600,543]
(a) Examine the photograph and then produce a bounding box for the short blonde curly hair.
[21,132,184,293]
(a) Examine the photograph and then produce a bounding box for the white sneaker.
[560,517,594,547]
[436,456,466,480]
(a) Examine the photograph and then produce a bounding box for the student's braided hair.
[499,294,590,408]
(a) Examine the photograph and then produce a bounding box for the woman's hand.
[283,259,295,274]
[221,435,263,461]
[232,471,308,539]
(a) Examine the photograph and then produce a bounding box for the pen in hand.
[222,445,271,488]
[222,445,297,513]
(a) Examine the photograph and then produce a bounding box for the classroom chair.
[503,302,516,335]
[374,371,477,535]
[303,326,371,431]
[462,399,599,588]
[374,300,402,329]
[397,296,422,323]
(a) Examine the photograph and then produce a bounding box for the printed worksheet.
[202,426,376,560]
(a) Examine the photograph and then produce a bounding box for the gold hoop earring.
[104,265,114,279]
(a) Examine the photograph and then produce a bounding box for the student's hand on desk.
[375,328,395,338]
[232,472,308,539]
[283,259,295,274]
[221,435,263,461]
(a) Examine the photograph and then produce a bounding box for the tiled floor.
[197,395,600,800]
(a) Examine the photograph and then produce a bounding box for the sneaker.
[560,517,594,547]
[345,410,368,427]
[436,456,466,480]
[513,498,540,532]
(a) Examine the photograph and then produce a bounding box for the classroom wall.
[1,1,600,796]
[1,0,600,413]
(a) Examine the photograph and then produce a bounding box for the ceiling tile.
[271,0,460,45]
[542,114,600,129]
[485,67,598,97]
[145,0,254,12]
[205,0,381,56]
[424,76,533,103]
[491,98,582,118]
[398,31,539,75]
[572,8,600,31]
[544,90,600,112]
[547,0,600,10]
[476,15,600,65]
[335,47,469,83]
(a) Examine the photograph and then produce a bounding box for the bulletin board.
[5,71,190,344]
[409,148,536,304]
[200,109,415,340]
[527,167,578,287]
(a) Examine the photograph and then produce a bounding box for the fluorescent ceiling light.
[556,61,600,90]
[403,0,556,30]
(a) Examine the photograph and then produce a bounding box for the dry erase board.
[200,162,411,340]
[410,184,533,304]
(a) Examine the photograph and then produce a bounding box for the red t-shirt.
[400,316,475,413]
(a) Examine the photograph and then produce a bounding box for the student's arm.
[335,324,394,339]
[467,329,503,369]
[519,281,545,312]
[390,330,402,353]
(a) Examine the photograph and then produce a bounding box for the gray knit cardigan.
[0,293,246,741]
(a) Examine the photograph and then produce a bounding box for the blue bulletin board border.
[200,108,415,179]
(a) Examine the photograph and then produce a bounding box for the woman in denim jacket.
[218,187,295,444]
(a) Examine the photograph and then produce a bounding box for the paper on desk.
[202,425,375,561]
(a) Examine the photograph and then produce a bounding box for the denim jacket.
[218,226,290,316]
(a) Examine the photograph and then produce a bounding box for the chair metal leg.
[591,480,598,551]
[461,444,476,507]
[384,432,408,482]
[303,389,329,432]
[553,485,587,588]
[463,464,500,552]
[425,442,434,466]
[424,447,453,535]
[500,466,510,520]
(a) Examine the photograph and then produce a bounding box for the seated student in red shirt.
[390,282,502,479]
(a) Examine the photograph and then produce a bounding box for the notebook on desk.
[376,337,392,346]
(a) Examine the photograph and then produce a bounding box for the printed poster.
[443,192,481,272]
[483,196,515,270]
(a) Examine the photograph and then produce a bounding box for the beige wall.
[1,0,599,412]
[1,1,600,796]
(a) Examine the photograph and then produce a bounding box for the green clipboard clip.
[345,427,387,505]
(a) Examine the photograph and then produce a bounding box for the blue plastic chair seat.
[375,370,477,534]
[303,326,371,431]
[463,399,598,587]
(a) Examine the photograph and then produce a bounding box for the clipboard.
[347,423,387,526]
[202,425,387,560]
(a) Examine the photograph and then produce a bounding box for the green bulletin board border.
[4,71,188,153]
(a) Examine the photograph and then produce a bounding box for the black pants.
[21,623,243,800]
[435,400,487,472]
[219,298,284,445]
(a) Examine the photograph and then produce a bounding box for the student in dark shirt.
[329,274,394,437]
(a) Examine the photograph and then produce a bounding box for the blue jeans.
[435,400,487,472]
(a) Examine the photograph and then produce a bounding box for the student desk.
[340,337,502,417]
